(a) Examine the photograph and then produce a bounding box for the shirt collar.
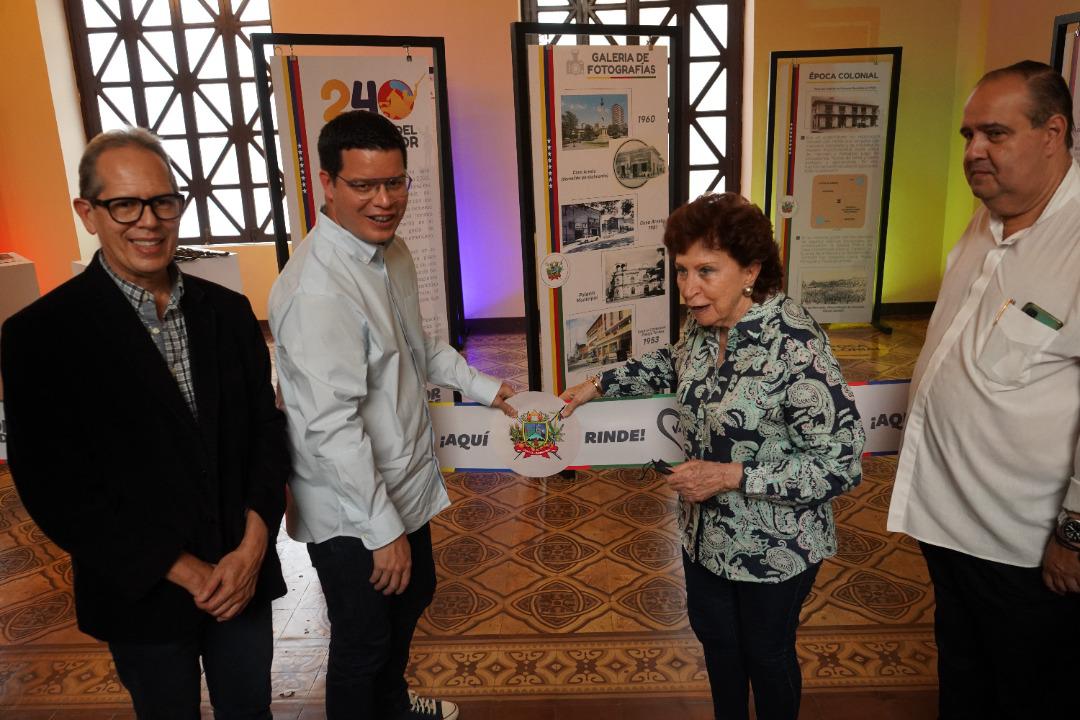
[989,160,1080,246]
[315,210,396,265]
[98,250,184,310]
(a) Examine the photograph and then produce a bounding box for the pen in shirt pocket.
[992,297,1014,325]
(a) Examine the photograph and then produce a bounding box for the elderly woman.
[560,193,864,720]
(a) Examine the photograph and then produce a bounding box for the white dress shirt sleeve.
[422,331,502,406]
[1065,438,1080,514]
[275,292,405,549]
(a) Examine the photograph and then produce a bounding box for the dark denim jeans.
[920,541,1080,719]
[682,552,818,720]
[108,600,273,720]
[307,524,436,720]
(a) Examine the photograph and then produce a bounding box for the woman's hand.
[666,460,743,503]
[559,379,600,418]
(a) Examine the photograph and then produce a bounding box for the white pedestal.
[72,246,244,294]
[0,252,42,402]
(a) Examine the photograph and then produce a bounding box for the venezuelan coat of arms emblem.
[509,409,564,459]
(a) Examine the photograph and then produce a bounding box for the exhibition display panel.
[511,22,685,395]
[764,47,902,329]
[252,32,466,359]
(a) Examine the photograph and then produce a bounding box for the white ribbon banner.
[0,381,909,468]
[849,380,910,455]
[430,381,910,476]
[431,392,686,477]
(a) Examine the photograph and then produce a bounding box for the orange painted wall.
[0,0,81,293]
[985,0,1079,70]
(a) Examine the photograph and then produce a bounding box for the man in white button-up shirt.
[270,111,515,720]
[888,61,1080,718]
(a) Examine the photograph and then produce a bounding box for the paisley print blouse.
[599,294,865,583]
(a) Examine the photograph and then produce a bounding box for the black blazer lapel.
[182,279,220,469]
[82,259,200,437]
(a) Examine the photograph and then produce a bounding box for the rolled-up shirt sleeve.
[274,292,404,549]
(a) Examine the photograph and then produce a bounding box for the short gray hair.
[79,127,179,198]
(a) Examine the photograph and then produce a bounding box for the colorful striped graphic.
[540,46,567,394]
[282,56,317,233]
[780,63,800,272]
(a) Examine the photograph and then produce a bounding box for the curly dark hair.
[663,193,784,302]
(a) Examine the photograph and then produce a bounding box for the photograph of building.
[604,246,666,302]
[560,197,636,253]
[810,96,880,131]
[561,203,601,243]
[611,102,625,128]
[614,139,667,188]
[560,93,630,149]
[565,307,634,374]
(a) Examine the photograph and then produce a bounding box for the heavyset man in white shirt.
[888,61,1080,718]
[269,110,515,720]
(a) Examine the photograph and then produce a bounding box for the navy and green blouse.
[599,294,865,583]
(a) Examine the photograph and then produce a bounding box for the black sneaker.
[402,689,459,719]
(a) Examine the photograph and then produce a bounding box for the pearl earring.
[742,285,753,297]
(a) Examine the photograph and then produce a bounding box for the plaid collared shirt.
[99,254,198,419]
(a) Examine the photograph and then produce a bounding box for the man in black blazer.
[0,128,289,719]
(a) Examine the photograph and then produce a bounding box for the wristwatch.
[589,374,604,395]
[1060,517,1080,545]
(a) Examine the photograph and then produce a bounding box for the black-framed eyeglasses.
[334,174,412,199]
[89,193,187,224]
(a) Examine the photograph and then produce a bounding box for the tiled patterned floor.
[0,317,935,715]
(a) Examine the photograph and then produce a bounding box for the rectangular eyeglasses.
[90,194,186,224]
[335,174,412,199]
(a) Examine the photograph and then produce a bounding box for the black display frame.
[1051,11,1080,71]
[251,32,467,349]
[763,46,902,333]
[511,22,686,392]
